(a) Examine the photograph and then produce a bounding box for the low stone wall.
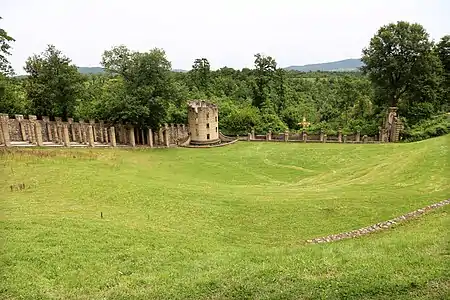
[307,199,450,244]
[0,113,188,148]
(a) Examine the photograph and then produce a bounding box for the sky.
[2,0,449,74]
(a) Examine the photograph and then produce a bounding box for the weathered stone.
[355,130,361,143]
[34,121,43,146]
[319,131,324,142]
[103,128,109,144]
[87,125,95,147]
[0,114,11,147]
[323,134,327,143]
[129,127,136,147]
[63,124,70,147]
[15,115,27,141]
[109,127,116,147]
[148,128,153,147]
[338,129,342,143]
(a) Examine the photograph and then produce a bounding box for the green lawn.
[1,135,449,299]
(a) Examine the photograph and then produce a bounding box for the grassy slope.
[1,135,449,299]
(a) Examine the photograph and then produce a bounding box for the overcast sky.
[2,0,449,74]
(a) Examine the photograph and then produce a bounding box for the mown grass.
[1,135,449,299]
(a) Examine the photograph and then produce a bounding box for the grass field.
[1,135,449,299]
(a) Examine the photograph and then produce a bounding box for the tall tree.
[361,21,441,109]
[101,46,175,128]
[190,58,211,93]
[24,45,84,118]
[253,53,277,108]
[436,35,450,111]
[0,16,15,76]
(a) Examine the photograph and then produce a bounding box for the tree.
[24,45,84,118]
[436,35,450,111]
[101,46,176,128]
[0,17,15,76]
[190,58,211,93]
[253,53,277,108]
[361,21,441,108]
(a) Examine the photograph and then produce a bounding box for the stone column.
[338,129,342,143]
[323,134,327,143]
[141,129,145,145]
[147,128,153,147]
[109,127,116,147]
[43,116,52,142]
[343,135,347,143]
[363,135,368,143]
[55,117,63,144]
[0,119,4,145]
[251,129,255,140]
[77,122,84,143]
[99,121,105,143]
[320,130,324,142]
[0,114,11,147]
[63,124,71,147]
[103,127,109,144]
[164,124,170,147]
[89,120,96,142]
[15,115,27,141]
[68,118,76,142]
[53,122,60,143]
[355,131,361,143]
[129,127,136,147]
[34,121,43,146]
[378,126,382,143]
[28,115,37,144]
[247,133,251,141]
[266,130,272,141]
[302,131,307,143]
[284,130,289,142]
[87,125,95,147]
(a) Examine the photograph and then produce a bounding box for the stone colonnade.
[0,114,189,148]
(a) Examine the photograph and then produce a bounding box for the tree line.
[1,19,449,136]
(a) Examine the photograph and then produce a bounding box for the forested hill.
[76,59,363,74]
[285,59,363,72]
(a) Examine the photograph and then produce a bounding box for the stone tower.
[188,100,219,145]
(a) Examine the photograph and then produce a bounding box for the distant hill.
[77,67,104,74]
[285,59,363,72]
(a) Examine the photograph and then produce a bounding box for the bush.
[402,114,450,142]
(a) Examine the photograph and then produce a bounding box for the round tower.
[188,100,219,145]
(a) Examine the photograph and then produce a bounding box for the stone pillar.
[302,131,307,143]
[34,121,43,146]
[68,118,76,142]
[15,115,27,141]
[378,126,383,143]
[43,116,52,142]
[284,130,289,142]
[28,115,37,144]
[89,120,96,142]
[99,121,105,143]
[266,130,272,141]
[148,128,153,147]
[251,129,255,140]
[338,129,342,143]
[323,134,327,143]
[356,131,361,143]
[320,131,324,142]
[343,135,347,143]
[87,125,95,147]
[63,124,70,147]
[103,128,109,144]
[129,127,136,147]
[247,133,251,141]
[0,119,4,145]
[0,114,11,147]
[55,117,63,144]
[363,135,368,143]
[77,122,84,143]
[109,127,116,147]
[164,124,170,147]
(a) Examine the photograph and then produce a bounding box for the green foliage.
[0,17,15,76]
[403,114,450,142]
[362,21,443,110]
[24,45,85,119]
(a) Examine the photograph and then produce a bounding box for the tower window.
[207,134,210,140]
[215,127,217,132]
[215,116,217,122]
[206,123,210,129]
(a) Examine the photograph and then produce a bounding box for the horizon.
[2,0,449,75]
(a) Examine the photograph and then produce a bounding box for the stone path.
[307,199,450,244]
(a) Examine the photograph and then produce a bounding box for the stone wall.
[0,113,188,148]
[247,130,381,143]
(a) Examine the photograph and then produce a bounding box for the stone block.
[148,128,153,147]
[129,127,136,147]
[109,127,116,147]
[63,124,70,147]
[88,125,95,147]
[34,122,43,146]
